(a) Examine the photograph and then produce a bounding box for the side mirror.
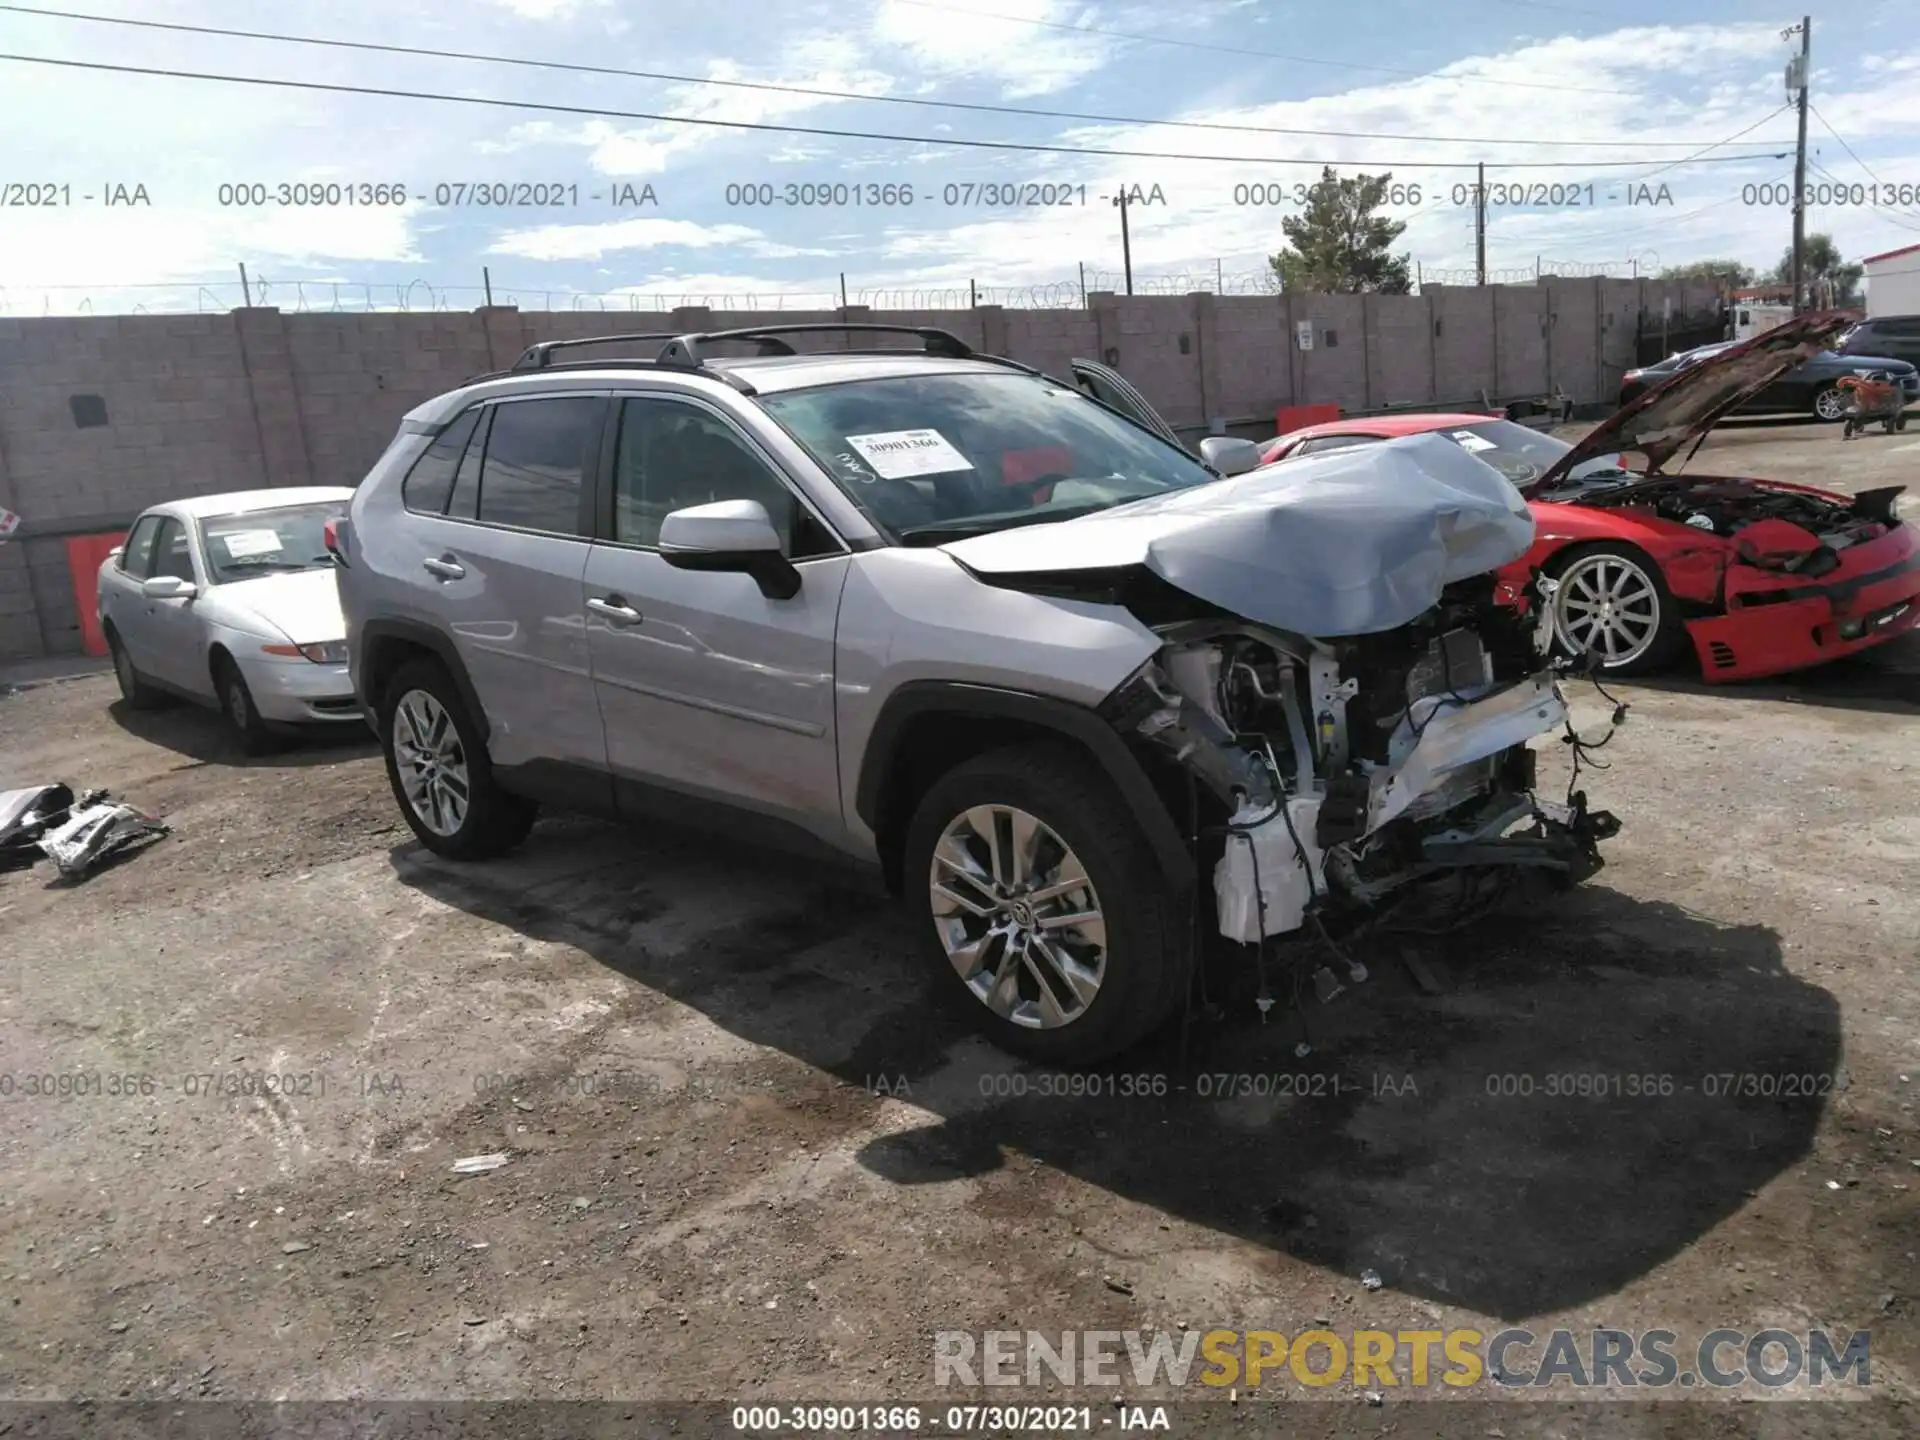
[107,545,124,560]
[658,499,800,600]
[1198,435,1264,477]
[141,575,197,600]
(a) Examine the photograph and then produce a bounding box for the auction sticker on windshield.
[1451,431,1498,452]
[219,529,284,558]
[846,429,975,479]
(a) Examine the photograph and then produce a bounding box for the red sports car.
[1258,313,1920,680]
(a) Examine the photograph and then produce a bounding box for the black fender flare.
[355,618,488,741]
[855,680,1194,890]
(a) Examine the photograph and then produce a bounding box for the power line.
[0,52,1797,170]
[1808,101,1920,220]
[0,3,1775,150]
[878,0,1628,97]
[1615,105,1792,183]
[1807,157,1920,236]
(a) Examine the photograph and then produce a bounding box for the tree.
[1768,233,1863,305]
[1658,259,1754,288]
[1267,167,1412,294]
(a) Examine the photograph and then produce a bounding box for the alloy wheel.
[928,804,1106,1030]
[392,688,471,837]
[1815,387,1847,421]
[1553,553,1662,667]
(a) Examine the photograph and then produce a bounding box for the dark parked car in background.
[1620,340,1919,421]
[1836,315,1920,368]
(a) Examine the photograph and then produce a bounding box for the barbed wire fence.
[0,256,1668,316]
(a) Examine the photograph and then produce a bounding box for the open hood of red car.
[1525,310,1858,493]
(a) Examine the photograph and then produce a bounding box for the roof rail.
[511,332,682,370]
[656,323,974,367]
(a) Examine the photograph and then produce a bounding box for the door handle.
[587,595,643,625]
[422,556,465,581]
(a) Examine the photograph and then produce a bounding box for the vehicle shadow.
[106,697,379,768]
[391,817,1837,1324]
[1632,629,1920,715]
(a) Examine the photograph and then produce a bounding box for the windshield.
[757,370,1218,542]
[1430,420,1628,487]
[198,502,347,582]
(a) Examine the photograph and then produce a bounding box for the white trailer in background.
[1732,301,1794,343]
[1862,243,1920,317]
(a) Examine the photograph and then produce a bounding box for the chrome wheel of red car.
[1552,550,1666,670]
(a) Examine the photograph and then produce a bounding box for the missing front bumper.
[1213,669,1613,943]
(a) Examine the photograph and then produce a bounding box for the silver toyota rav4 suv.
[334,324,1620,1065]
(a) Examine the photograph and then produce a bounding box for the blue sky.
[1,0,1916,313]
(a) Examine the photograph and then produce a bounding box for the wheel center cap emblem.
[1007,900,1036,929]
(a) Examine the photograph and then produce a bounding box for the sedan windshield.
[758,371,1218,543]
[1429,420,1629,487]
[198,502,346,583]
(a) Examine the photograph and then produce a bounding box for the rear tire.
[378,657,535,860]
[106,627,166,710]
[215,656,281,756]
[1548,542,1685,676]
[902,742,1188,1066]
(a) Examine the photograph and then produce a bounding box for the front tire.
[1812,385,1847,422]
[1549,543,1685,676]
[106,626,166,710]
[215,656,281,756]
[378,658,535,860]
[903,743,1187,1066]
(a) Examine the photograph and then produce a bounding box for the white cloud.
[488,218,768,260]
[486,0,612,18]
[870,0,1117,99]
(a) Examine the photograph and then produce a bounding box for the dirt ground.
[1,418,1916,1438]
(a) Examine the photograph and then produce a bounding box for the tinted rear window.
[474,397,600,534]
[401,408,481,515]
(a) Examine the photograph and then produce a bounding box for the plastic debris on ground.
[0,783,78,870]
[28,788,170,879]
[451,1153,511,1175]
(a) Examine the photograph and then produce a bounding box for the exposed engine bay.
[1576,478,1903,572]
[1099,575,1621,956]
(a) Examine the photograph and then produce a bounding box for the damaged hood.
[942,431,1536,636]
[1531,310,1856,490]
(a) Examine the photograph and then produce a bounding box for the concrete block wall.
[0,277,1714,660]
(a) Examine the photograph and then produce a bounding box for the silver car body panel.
[585,546,853,845]
[830,546,1164,854]
[346,435,603,771]
[941,432,1537,638]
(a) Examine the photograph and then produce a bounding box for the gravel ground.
[0,419,1916,1438]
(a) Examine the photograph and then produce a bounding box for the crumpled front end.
[1581,478,1920,681]
[1099,572,1619,944]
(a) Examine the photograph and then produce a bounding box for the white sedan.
[96,487,360,753]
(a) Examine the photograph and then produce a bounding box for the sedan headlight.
[262,641,349,664]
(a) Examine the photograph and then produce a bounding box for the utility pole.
[1113,187,1134,296]
[1474,162,1487,287]
[1787,16,1811,312]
